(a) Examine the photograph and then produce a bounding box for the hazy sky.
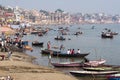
[0,0,120,14]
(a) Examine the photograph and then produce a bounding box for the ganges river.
[22,24,120,80]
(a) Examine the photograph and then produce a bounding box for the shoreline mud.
[0,51,78,80]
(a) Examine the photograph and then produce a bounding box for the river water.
[22,24,120,80]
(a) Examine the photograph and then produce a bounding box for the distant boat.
[41,49,89,58]
[107,73,120,80]
[38,32,43,36]
[51,61,84,67]
[54,36,66,40]
[31,31,39,34]
[70,70,119,77]
[84,59,106,67]
[110,32,118,35]
[32,41,43,46]
[103,28,118,35]
[91,26,95,29]
[62,32,67,35]
[101,32,113,38]
[74,31,82,35]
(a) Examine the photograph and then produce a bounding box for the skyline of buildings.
[0,5,120,26]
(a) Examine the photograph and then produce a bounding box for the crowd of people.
[0,34,25,52]
[0,31,28,60]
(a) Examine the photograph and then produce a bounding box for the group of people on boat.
[67,49,80,54]
[47,41,81,55]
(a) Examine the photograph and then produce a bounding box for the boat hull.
[84,59,106,67]
[32,42,43,46]
[70,71,119,77]
[107,73,120,80]
[101,33,113,38]
[83,67,113,71]
[51,62,83,67]
[54,38,66,40]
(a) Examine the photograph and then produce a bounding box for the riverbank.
[0,51,78,80]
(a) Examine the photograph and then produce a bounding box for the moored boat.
[84,59,106,67]
[83,66,114,71]
[24,45,33,51]
[51,61,84,67]
[31,31,40,34]
[32,41,43,46]
[54,36,65,40]
[70,70,119,77]
[107,73,120,80]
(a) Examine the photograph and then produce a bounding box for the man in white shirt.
[77,49,81,54]
[67,49,70,54]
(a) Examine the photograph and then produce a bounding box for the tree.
[0,5,5,10]
[55,9,64,13]
[7,8,13,12]
[39,10,49,16]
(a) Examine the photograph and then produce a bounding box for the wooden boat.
[83,67,113,71]
[32,41,43,46]
[101,32,113,38]
[70,70,119,76]
[84,59,106,67]
[107,73,120,80]
[38,32,43,36]
[41,49,89,58]
[74,31,82,35]
[110,32,118,35]
[54,36,65,40]
[52,46,59,49]
[51,61,84,67]
[24,45,33,51]
[31,31,39,34]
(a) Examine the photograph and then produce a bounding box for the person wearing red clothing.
[71,49,75,54]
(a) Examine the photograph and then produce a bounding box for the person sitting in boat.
[67,49,70,54]
[77,49,81,54]
[71,49,75,54]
